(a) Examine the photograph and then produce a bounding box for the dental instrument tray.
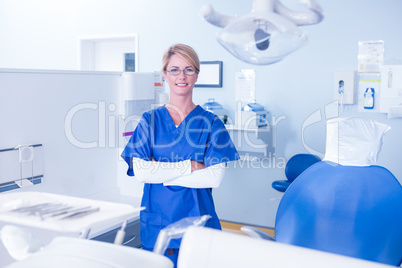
[8,202,100,220]
[0,191,144,234]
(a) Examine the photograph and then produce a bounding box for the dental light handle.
[114,220,127,245]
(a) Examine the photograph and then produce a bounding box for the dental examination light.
[200,0,324,65]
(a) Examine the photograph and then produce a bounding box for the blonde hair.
[161,44,200,75]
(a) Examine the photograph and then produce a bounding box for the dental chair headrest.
[323,117,391,166]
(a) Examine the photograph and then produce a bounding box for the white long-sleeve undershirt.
[131,158,226,188]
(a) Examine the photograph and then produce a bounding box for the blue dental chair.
[243,118,402,266]
[275,161,402,266]
[244,161,402,266]
[271,154,321,192]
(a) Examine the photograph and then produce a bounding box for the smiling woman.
[163,54,199,113]
[121,43,240,267]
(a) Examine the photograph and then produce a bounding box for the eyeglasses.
[166,67,198,76]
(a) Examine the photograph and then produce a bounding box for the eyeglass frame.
[165,67,199,76]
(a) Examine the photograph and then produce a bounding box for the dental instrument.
[114,220,127,245]
[0,191,144,262]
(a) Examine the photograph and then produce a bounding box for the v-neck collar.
[162,105,201,130]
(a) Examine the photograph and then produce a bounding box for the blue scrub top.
[121,105,239,249]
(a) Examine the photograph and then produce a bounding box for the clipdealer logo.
[64,101,123,149]
[64,101,284,151]
[301,100,339,159]
[64,100,339,168]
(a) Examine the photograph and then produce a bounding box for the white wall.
[0,0,401,228]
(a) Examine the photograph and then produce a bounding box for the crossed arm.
[131,158,226,188]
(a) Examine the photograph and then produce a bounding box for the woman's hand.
[191,161,205,172]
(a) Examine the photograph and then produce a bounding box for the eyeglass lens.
[167,68,196,75]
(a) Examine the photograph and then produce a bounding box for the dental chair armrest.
[240,226,275,241]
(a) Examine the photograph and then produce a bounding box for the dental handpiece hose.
[114,220,127,245]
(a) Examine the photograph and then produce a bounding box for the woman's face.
[164,54,198,98]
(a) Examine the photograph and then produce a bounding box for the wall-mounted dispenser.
[380,65,402,115]
[364,88,375,109]
[334,70,357,104]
